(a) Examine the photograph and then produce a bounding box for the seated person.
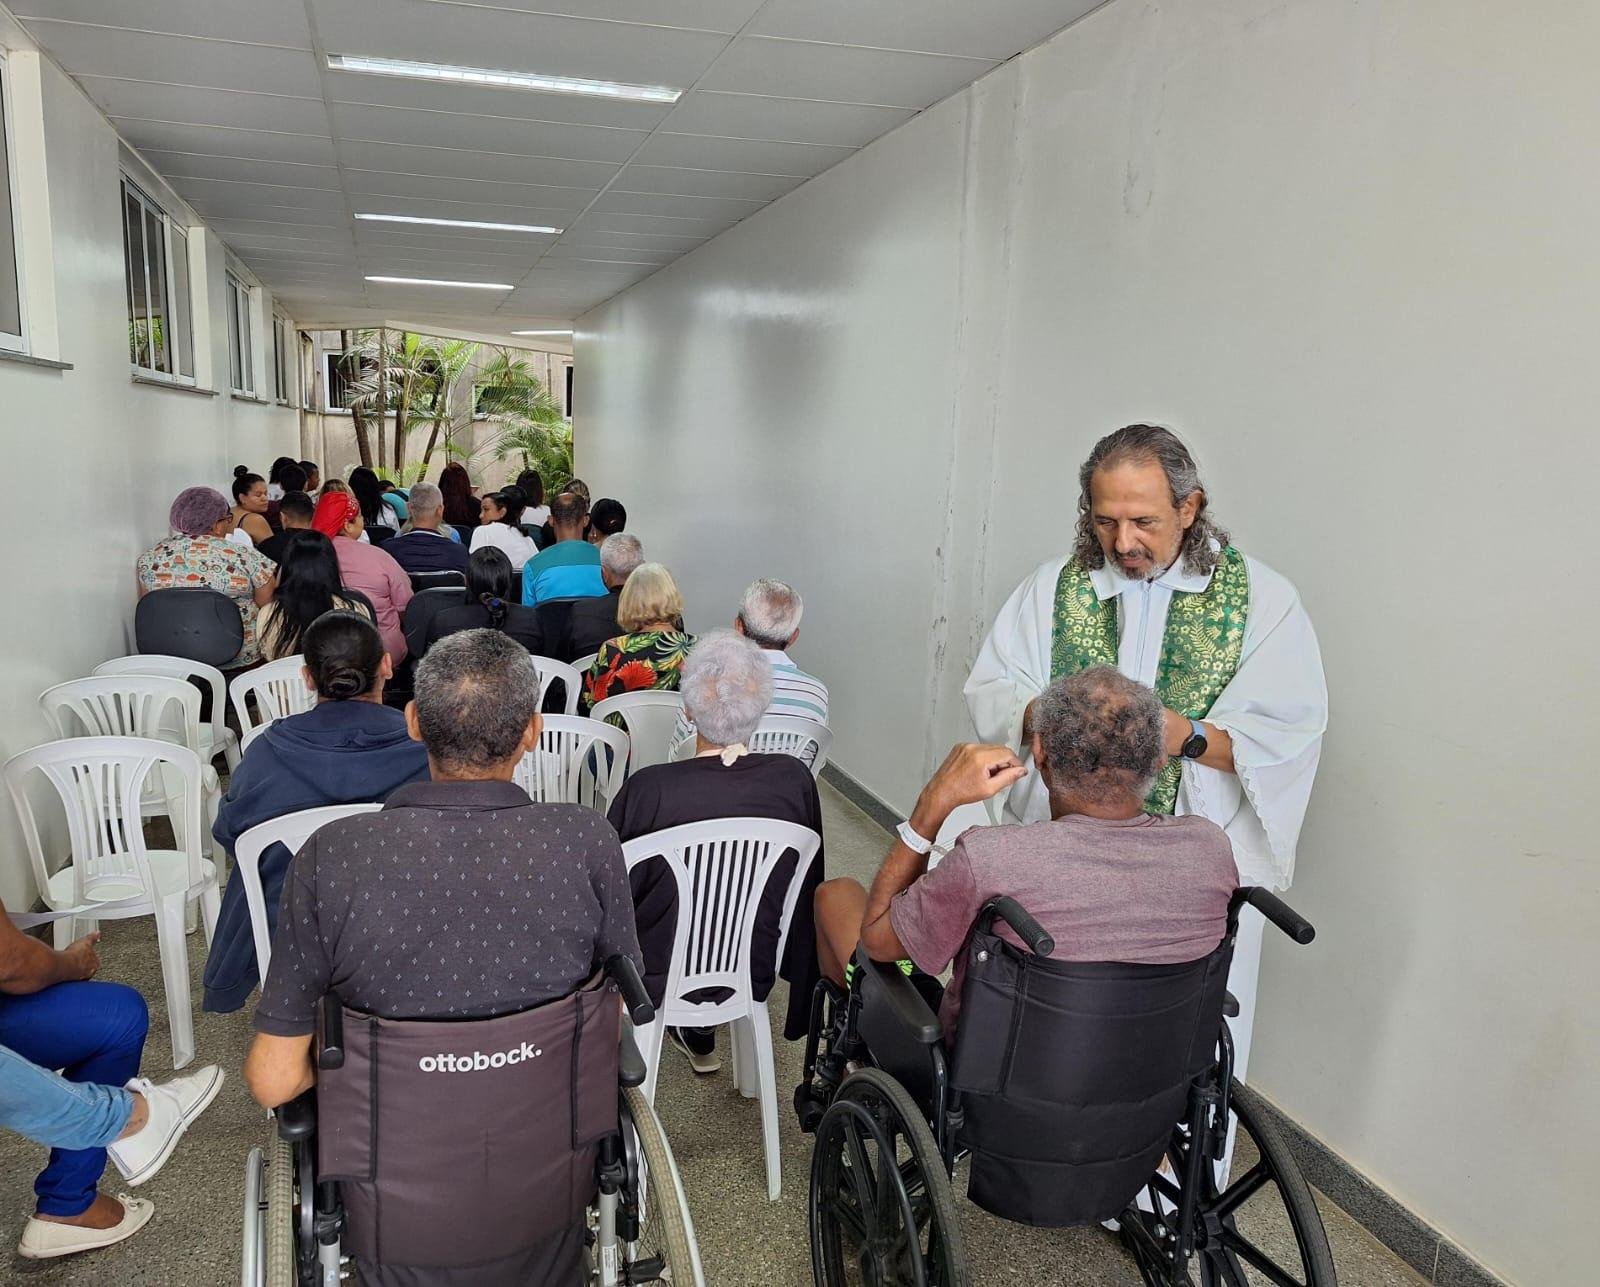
[381,482,469,578]
[469,485,537,571]
[312,491,415,663]
[137,486,274,667]
[813,666,1238,1043]
[581,563,694,712]
[423,547,543,657]
[262,463,306,538]
[585,497,627,546]
[244,628,640,1285]
[256,530,374,661]
[514,468,550,530]
[257,487,313,563]
[438,461,478,537]
[567,533,644,660]
[230,467,274,548]
[608,631,824,1073]
[203,612,429,1013]
[670,577,830,760]
[522,492,606,607]
[1,902,222,1261]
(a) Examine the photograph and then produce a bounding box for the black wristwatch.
[1179,719,1208,760]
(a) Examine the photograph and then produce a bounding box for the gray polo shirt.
[256,779,641,1037]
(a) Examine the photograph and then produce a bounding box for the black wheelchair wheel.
[809,1068,969,1287]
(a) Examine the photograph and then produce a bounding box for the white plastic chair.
[591,691,685,772]
[571,651,599,677]
[529,655,582,716]
[229,654,314,736]
[748,715,834,778]
[239,723,268,757]
[93,654,240,772]
[3,737,220,1069]
[622,818,823,1200]
[512,715,629,813]
[232,804,382,985]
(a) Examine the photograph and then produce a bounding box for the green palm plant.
[478,348,573,481]
[347,332,482,475]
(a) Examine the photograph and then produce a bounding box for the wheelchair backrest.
[316,972,621,1270]
[948,930,1233,1227]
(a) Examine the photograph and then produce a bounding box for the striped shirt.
[671,649,830,761]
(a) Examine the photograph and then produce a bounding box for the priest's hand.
[1161,709,1236,773]
[1162,708,1193,757]
[910,744,1028,839]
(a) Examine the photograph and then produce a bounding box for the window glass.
[143,203,169,374]
[170,230,193,379]
[124,187,150,369]
[0,58,22,347]
[122,178,194,384]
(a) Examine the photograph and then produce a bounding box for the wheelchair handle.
[317,994,345,1071]
[1235,887,1316,945]
[606,954,655,1025]
[978,896,1055,957]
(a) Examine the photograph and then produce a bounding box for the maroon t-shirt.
[889,812,1239,1040]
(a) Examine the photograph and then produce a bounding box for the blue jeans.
[0,983,148,1216]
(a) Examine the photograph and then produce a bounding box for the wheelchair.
[241,956,704,1286]
[794,889,1335,1286]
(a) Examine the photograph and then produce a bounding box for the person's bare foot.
[36,1192,128,1230]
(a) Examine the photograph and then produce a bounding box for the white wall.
[0,33,297,906]
[578,2,1597,1281]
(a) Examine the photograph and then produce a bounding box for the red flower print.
[616,661,656,691]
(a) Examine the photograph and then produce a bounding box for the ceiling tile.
[337,140,616,190]
[660,90,915,146]
[341,169,596,212]
[329,102,646,164]
[323,70,671,131]
[613,164,803,201]
[589,189,763,220]
[557,230,709,253]
[632,132,854,176]
[207,211,352,233]
[13,1,313,48]
[698,35,996,108]
[542,245,677,266]
[167,177,348,211]
[426,0,767,32]
[113,119,335,166]
[309,0,729,88]
[570,211,738,237]
[339,192,580,226]
[75,78,329,133]
[745,0,1098,61]
[353,228,559,255]
[18,21,323,96]
[142,150,341,189]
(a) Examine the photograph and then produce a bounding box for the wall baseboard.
[820,761,1511,1287]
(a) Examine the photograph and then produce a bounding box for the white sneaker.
[107,1065,224,1186]
[667,1028,721,1075]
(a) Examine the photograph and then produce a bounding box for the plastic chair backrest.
[229,654,314,734]
[571,652,599,677]
[3,736,204,911]
[621,818,821,1026]
[590,691,685,771]
[134,588,244,667]
[40,674,203,757]
[748,715,833,777]
[529,655,582,716]
[93,655,227,752]
[233,803,383,981]
[512,715,629,812]
[402,586,468,659]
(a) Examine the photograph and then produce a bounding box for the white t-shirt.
[524,504,551,528]
[469,521,538,571]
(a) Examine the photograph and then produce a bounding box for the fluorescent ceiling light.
[512,329,573,336]
[357,213,562,235]
[365,275,512,290]
[327,53,682,103]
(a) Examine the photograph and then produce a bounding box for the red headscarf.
[311,491,359,538]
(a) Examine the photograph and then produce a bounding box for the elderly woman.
[581,563,694,712]
[136,486,275,667]
[311,491,414,663]
[607,631,825,1073]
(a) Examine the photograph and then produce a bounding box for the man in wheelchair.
[799,666,1333,1285]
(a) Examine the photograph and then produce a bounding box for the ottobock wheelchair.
[794,889,1335,1286]
[241,956,704,1286]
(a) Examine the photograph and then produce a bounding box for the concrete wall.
[0,31,297,906]
[577,2,1597,1281]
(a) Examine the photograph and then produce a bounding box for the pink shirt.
[889,812,1238,1040]
[332,536,415,662]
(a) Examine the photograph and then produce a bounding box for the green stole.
[1049,546,1250,814]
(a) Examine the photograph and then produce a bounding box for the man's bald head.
[550,491,588,540]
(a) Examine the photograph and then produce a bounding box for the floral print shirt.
[136,534,275,666]
[582,630,696,714]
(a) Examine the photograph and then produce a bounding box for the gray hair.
[600,532,644,580]
[737,578,803,649]
[407,481,443,515]
[680,630,774,748]
[1035,666,1166,806]
[413,628,540,773]
[1072,424,1229,575]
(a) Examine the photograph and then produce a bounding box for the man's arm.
[0,899,101,995]
[860,745,1027,961]
[244,1034,315,1109]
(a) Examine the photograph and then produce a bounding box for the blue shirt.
[522,539,606,607]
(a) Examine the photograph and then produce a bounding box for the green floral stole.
[1049,547,1249,814]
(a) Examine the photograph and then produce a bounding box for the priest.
[964,423,1327,1093]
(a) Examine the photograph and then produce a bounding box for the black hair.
[278,490,315,524]
[231,468,265,502]
[590,498,626,537]
[299,459,320,479]
[263,530,349,657]
[303,610,385,701]
[347,466,388,528]
[514,469,545,507]
[487,485,526,528]
[279,463,307,493]
[467,547,513,630]
[549,491,587,526]
[268,456,297,486]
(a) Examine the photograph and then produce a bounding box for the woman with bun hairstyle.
[422,546,543,657]
[202,611,428,1013]
[230,467,273,547]
[255,530,374,660]
[468,484,537,570]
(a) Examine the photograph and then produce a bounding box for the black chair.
[519,522,548,551]
[134,589,245,668]
[797,890,1333,1287]
[530,597,590,663]
[366,525,396,548]
[401,586,468,662]
[408,569,467,592]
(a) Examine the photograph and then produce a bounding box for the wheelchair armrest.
[619,1018,647,1089]
[976,896,1055,957]
[1223,990,1240,1018]
[275,1092,316,1143]
[1231,887,1316,945]
[317,995,345,1071]
[606,953,655,1026]
[853,948,942,1047]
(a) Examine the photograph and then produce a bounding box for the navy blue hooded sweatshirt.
[202,701,429,1013]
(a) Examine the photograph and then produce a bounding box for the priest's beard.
[1112,554,1173,583]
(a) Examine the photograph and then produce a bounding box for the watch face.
[1181,733,1208,759]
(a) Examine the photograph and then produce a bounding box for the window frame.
[225,270,254,396]
[121,176,195,385]
[321,349,353,414]
[0,52,27,354]
[271,312,294,405]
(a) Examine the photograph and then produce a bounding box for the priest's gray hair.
[1035,666,1166,805]
[738,578,803,648]
[413,628,540,773]
[681,630,774,748]
[1073,424,1229,575]
[600,532,645,580]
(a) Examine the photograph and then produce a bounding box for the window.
[271,313,293,403]
[225,271,254,395]
[121,178,195,382]
[322,349,360,413]
[0,54,24,352]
